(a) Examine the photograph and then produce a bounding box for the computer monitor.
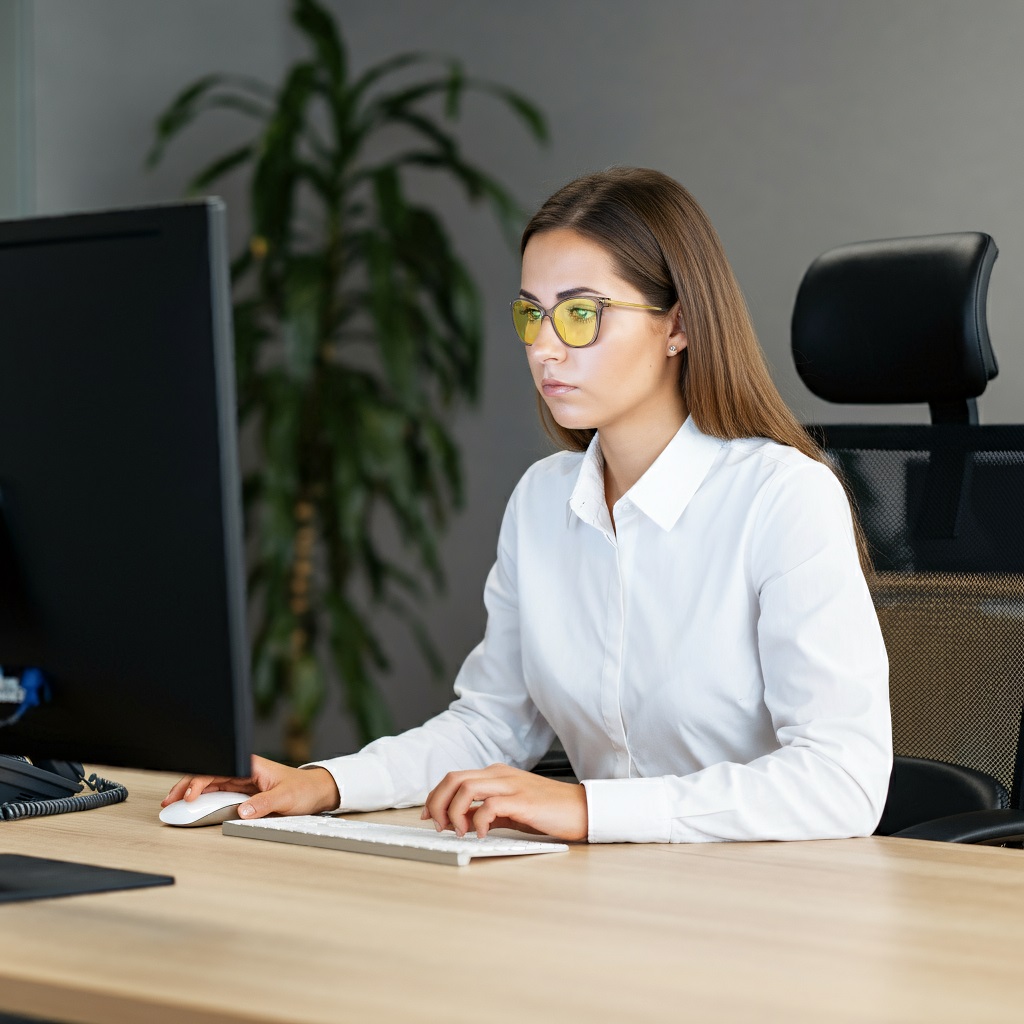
[0,200,252,779]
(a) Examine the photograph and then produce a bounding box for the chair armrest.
[893,809,1024,844]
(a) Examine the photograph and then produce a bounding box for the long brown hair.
[521,167,873,574]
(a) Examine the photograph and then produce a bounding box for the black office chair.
[793,231,1024,844]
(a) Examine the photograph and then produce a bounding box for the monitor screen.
[0,200,252,777]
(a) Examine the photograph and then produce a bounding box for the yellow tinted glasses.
[510,296,664,349]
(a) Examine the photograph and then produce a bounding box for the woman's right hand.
[161,754,340,819]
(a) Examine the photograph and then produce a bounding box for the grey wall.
[0,0,34,217]
[0,1,17,216]
[30,0,292,256]
[18,0,1024,756]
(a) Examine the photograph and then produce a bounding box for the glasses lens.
[553,298,600,348]
[511,299,544,344]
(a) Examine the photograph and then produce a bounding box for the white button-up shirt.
[311,416,892,843]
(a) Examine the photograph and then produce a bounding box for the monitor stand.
[0,853,173,903]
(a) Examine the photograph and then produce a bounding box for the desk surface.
[1,769,1022,1023]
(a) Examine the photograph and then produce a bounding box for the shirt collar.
[566,433,609,531]
[567,417,727,533]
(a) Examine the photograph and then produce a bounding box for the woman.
[164,167,891,844]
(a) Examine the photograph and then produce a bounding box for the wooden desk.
[0,769,1022,1023]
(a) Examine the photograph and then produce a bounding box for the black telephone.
[0,755,127,821]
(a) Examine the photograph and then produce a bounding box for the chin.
[547,408,597,432]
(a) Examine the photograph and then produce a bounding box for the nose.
[527,315,565,363]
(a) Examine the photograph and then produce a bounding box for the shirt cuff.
[301,754,396,813]
[582,777,673,843]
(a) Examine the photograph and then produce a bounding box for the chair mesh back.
[816,424,1024,806]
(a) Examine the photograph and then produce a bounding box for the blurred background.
[3,0,1023,758]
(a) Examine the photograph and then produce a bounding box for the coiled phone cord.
[0,772,128,822]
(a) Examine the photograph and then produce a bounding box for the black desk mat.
[0,853,173,903]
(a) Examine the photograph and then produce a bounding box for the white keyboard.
[222,816,570,867]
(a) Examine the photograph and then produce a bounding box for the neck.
[601,399,688,514]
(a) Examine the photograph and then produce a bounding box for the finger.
[474,798,539,838]
[236,779,307,820]
[471,798,505,839]
[162,779,194,806]
[181,776,223,801]
[471,811,546,836]
[194,777,259,798]
[161,776,232,807]
[236,788,285,820]
[446,786,484,836]
[178,776,256,806]
[423,771,470,831]
[448,779,513,837]
[424,765,512,832]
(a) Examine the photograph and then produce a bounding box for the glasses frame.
[510,295,665,349]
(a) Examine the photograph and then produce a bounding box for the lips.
[541,379,577,396]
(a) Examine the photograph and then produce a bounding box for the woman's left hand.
[420,763,588,841]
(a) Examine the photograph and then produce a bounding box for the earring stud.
[669,345,677,353]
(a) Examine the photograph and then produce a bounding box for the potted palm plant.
[147,0,546,762]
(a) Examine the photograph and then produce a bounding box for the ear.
[666,303,687,356]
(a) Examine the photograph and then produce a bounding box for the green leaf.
[469,79,550,143]
[290,653,326,727]
[380,489,444,588]
[251,62,320,247]
[147,73,222,166]
[381,203,483,400]
[365,233,418,404]
[444,60,464,119]
[422,415,464,506]
[186,143,256,195]
[387,597,445,681]
[257,373,304,568]
[281,256,323,383]
[387,147,525,245]
[379,558,423,599]
[251,614,294,715]
[252,647,284,715]
[371,165,406,236]
[326,592,394,741]
[372,77,463,119]
[291,0,347,88]
[348,52,431,106]
[147,83,271,168]
[378,110,462,165]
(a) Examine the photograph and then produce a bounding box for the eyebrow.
[518,286,604,303]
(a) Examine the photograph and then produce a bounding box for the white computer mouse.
[159,790,249,827]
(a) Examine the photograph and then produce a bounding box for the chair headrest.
[791,232,998,405]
